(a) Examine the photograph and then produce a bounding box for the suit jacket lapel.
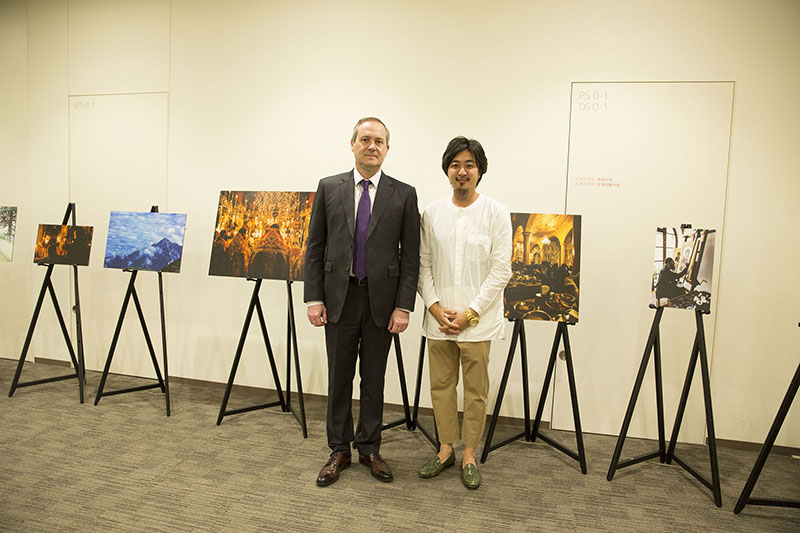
[338,171,355,237]
[368,173,394,238]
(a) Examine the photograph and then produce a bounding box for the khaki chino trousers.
[428,339,491,448]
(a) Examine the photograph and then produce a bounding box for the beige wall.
[1,0,798,447]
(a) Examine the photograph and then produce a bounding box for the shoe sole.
[316,461,350,487]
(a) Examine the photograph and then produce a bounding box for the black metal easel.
[381,334,414,432]
[410,336,440,449]
[8,202,86,403]
[734,323,800,514]
[480,319,587,473]
[216,278,307,437]
[607,306,722,507]
[94,206,172,416]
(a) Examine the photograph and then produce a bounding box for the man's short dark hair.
[351,117,390,144]
[441,136,488,184]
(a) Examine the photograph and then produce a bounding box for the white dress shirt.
[418,194,512,341]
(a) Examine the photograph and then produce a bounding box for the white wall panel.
[68,0,170,95]
[553,82,733,444]
[69,92,169,377]
[0,0,32,360]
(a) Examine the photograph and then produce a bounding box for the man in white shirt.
[417,136,512,489]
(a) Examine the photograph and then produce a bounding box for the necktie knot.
[360,179,370,192]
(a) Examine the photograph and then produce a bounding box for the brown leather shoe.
[316,452,351,487]
[359,453,393,483]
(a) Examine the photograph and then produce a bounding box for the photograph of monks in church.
[104,211,187,273]
[209,191,315,281]
[33,224,93,266]
[0,206,17,262]
[651,226,716,313]
[504,213,581,322]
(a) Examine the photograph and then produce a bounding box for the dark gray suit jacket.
[304,170,420,326]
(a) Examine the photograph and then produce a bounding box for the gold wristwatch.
[465,308,480,327]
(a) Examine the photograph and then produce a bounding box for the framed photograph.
[0,206,17,262]
[504,213,581,322]
[104,211,187,273]
[209,191,315,281]
[34,224,93,266]
[651,227,715,312]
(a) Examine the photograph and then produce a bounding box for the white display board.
[551,82,734,444]
[69,92,169,376]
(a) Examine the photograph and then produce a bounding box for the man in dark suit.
[305,117,419,486]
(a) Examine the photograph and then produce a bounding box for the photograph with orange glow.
[33,224,93,266]
[504,213,581,322]
[209,191,315,281]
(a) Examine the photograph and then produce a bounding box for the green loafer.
[418,451,455,478]
[461,463,481,489]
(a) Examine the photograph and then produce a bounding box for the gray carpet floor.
[1,358,798,532]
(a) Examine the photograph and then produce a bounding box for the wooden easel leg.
[72,264,86,404]
[286,280,307,437]
[735,362,800,514]
[519,321,531,440]
[607,307,664,481]
[157,272,171,416]
[130,285,165,390]
[216,280,260,425]
[411,336,426,431]
[480,319,523,464]
[8,265,55,397]
[95,272,137,405]
[653,327,666,462]
[561,323,588,474]
[666,335,700,462]
[531,322,562,440]
[394,334,413,430]
[696,312,722,507]
[254,295,285,409]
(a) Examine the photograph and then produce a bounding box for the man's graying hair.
[351,117,390,144]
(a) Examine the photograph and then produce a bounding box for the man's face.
[351,121,389,174]
[447,149,480,195]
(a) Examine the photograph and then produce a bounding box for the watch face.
[469,318,479,327]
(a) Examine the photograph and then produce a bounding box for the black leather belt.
[349,276,368,287]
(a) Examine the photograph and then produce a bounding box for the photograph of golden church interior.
[504,213,581,322]
[209,191,314,281]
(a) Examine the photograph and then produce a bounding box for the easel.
[410,336,440,449]
[216,278,307,437]
[94,206,172,416]
[380,333,414,432]
[734,323,800,514]
[8,202,86,403]
[480,319,587,473]
[607,307,722,508]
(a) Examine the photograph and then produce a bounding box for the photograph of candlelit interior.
[0,206,17,262]
[208,191,315,281]
[504,213,581,322]
[33,224,93,266]
[651,227,716,313]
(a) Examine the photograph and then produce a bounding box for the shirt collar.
[354,168,381,188]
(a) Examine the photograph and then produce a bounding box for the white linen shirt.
[418,194,512,341]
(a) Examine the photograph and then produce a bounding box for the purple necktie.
[353,179,371,280]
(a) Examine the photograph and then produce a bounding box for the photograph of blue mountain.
[104,211,187,273]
